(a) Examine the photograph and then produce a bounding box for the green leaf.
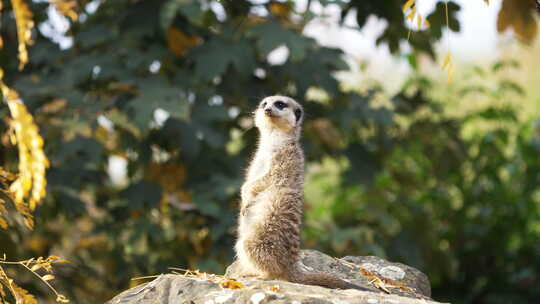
[426,2,461,38]
[55,136,104,166]
[343,143,381,185]
[191,38,256,81]
[330,94,370,132]
[106,109,141,137]
[161,119,201,161]
[281,47,347,96]
[127,76,190,130]
[55,188,87,215]
[121,181,162,209]
[248,21,313,62]
[498,80,525,96]
[77,25,118,48]
[192,193,222,217]
[492,59,520,72]
[161,0,205,30]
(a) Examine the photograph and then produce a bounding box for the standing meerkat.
[235,95,367,290]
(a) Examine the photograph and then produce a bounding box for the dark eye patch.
[294,108,302,122]
[261,101,267,108]
[274,100,287,110]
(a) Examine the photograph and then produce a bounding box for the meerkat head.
[254,95,303,137]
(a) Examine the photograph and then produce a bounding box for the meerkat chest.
[249,158,271,181]
[248,146,276,181]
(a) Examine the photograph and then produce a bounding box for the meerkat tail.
[291,270,370,291]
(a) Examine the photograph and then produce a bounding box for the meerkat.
[234,95,368,291]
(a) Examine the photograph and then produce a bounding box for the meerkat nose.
[264,108,273,116]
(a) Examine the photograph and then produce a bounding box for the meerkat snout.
[264,108,273,116]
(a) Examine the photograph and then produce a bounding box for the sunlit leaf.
[441,51,454,83]
[30,264,41,272]
[402,0,415,13]
[406,7,416,21]
[41,274,55,281]
[441,52,451,69]
[1,69,49,227]
[11,0,34,70]
[50,0,78,21]
[269,1,292,20]
[56,294,70,303]
[11,282,37,304]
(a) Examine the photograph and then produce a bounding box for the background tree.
[0,0,539,303]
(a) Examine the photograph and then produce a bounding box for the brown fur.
[235,96,368,291]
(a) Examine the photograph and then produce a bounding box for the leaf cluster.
[0,255,69,304]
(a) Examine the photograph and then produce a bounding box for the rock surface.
[107,250,446,304]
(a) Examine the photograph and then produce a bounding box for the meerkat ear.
[294,108,302,123]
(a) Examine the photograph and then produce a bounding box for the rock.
[340,254,431,298]
[107,250,446,304]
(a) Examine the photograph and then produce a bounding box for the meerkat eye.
[274,101,287,110]
[260,101,267,108]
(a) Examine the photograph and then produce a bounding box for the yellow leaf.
[41,274,55,281]
[10,0,35,70]
[51,0,78,22]
[441,52,454,83]
[56,294,70,303]
[41,98,67,114]
[417,15,422,29]
[53,259,70,263]
[11,282,38,304]
[406,7,416,21]
[30,264,41,272]
[219,278,244,289]
[441,52,452,69]
[0,217,7,230]
[496,0,538,44]
[269,285,280,292]
[167,27,202,57]
[269,1,292,20]
[47,256,60,261]
[1,81,49,222]
[402,0,415,12]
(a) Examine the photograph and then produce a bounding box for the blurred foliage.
[304,62,540,303]
[0,0,538,303]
